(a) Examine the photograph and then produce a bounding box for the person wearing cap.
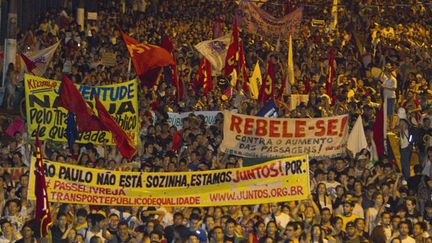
[343,221,369,243]
[338,201,360,230]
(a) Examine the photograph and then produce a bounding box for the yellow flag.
[249,61,262,99]
[331,0,338,30]
[287,35,295,86]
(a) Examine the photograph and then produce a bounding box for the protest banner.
[24,74,139,145]
[164,111,220,129]
[236,0,302,39]
[28,155,309,207]
[221,111,349,159]
[100,52,117,67]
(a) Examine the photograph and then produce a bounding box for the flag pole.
[127,57,132,80]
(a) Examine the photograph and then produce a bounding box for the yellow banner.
[28,156,310,207]
[24,74,139,145]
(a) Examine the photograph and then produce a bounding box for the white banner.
[168,111,220,129]
[221,111,349,159]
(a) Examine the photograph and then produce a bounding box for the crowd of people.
[0,0,432,242]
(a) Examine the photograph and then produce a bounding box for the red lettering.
[339,116,348,137]
[256,119,268,136]
[269,120,281,137]
[282,121,293,137]
[244,118,254,135]
[230,115,243,133]
[295,120,306,137]
[327,119,338,136]
[314,120,325,136]
[290,186,297,195]
[297,186,303,195]
[276,188,284,196]
[54,181,61,189]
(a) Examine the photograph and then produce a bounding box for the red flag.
[223,87,233,100]
[161,35,174,53]
[285,0,294,15]
[59,75,106,132]
[238,41,249,95]
[95,96,136,159]
[212,17,223,39]
[373,105,385,157]
[35,133,53,237]
[224,19,239,77]
[20,53,37,74]
[198,58,213,95]
[121,32,175,88]
[171,65,182,101]
[258,60,275,103]
[172,131,182,152]
[327,47,335,98]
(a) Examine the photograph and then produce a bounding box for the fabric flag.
[224,19,240,77]
[229,69,238,90]
[258,60,275,103]
[235,0,267,6]
[330,0,338,30]
[20,41,60,76]
[20,53,37,74]
[249,61,262,99]
[212,17,223,39]
[172,131,182,152]
[238,41,249,95]
[65,112,79,149]
[161,35,182,101]
[161,35,174,53]
[34,133,53,237]
[194,35,231,73]
[171,65,183,101]
[373,105,385,157]
[287,35,295,87]
[347,115,368,156]
[59,75,106,132]
[95,96,136,159]
[327,47,335,98]
[121,32,175,88]
[256,100,279,118]
[5,117,25,137]
[197,58,204,88]
[198,58,213,95]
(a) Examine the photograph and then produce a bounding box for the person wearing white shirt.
[381,63,397,129]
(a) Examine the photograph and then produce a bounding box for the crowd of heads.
[0,0,431,242]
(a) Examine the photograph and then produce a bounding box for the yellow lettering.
[265,76,272,94]
[126,44,152,57]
